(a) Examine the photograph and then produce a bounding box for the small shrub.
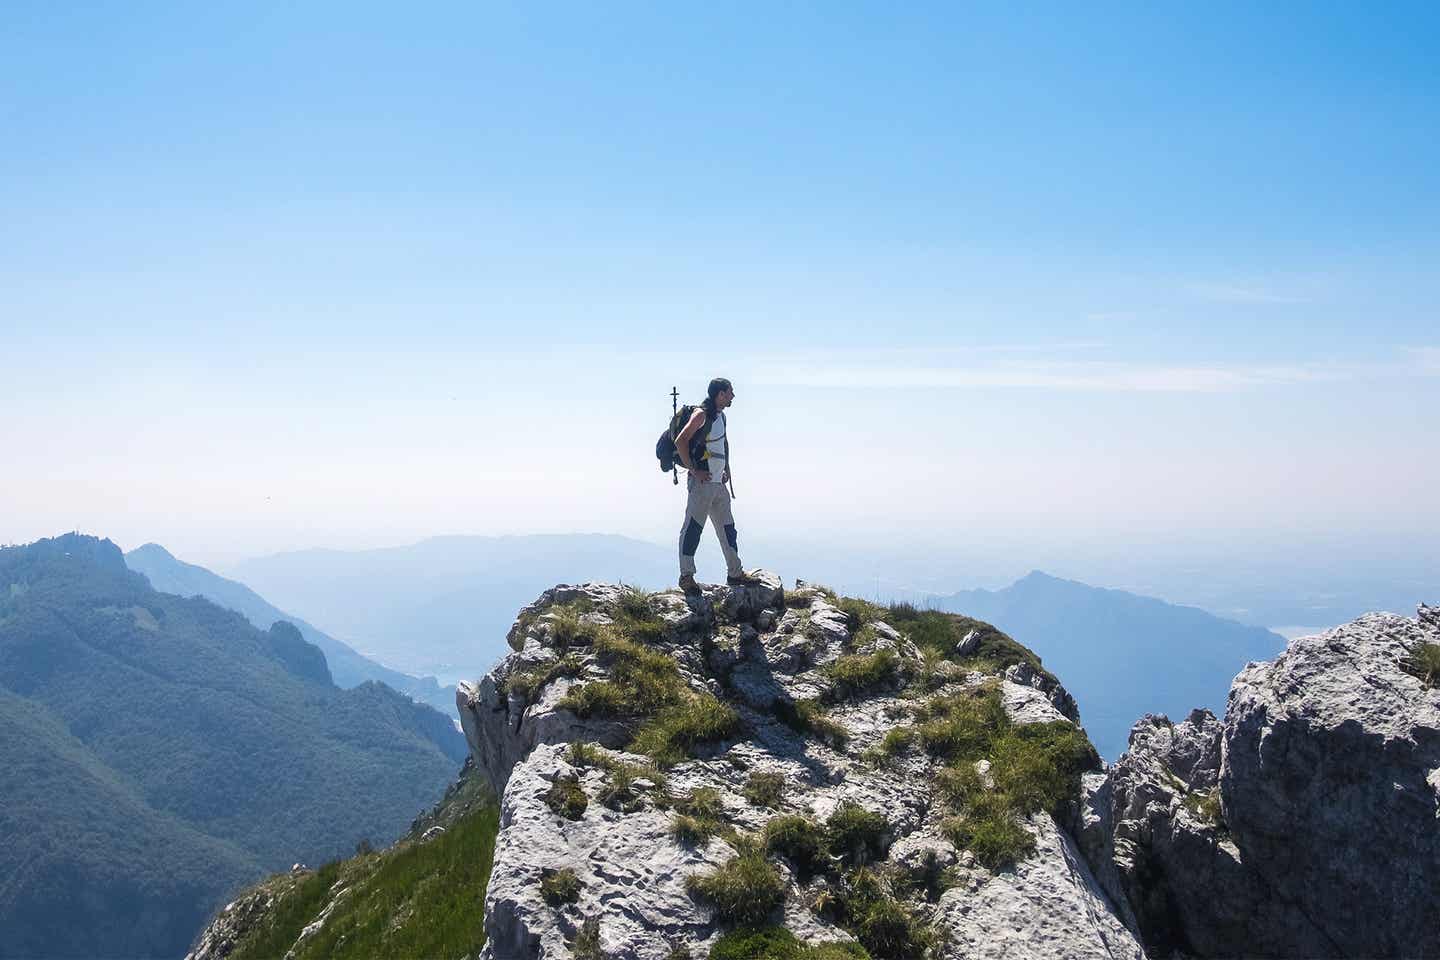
[825,803,889,866]
[545,773,588,821]
[762,814,829,878]
[685,839,785,925]
[743,771,785,808]
[540,867,583,906]
[1402,641,1440,688]
[664,944,694,960]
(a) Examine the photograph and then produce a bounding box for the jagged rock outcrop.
[458,573,1143,959]
[1081,605,1440,958]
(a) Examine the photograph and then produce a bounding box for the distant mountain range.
[226,534,678,680]
[125,543,455,715]
[936,570,1286,759]
[0,535,468,959]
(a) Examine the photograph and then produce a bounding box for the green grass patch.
[545,599,601,651]
[774,697,850,749]
[572,917,604,960]
[825,803,889,867]
[914,684,1009,762]
[629,693,740,766]
[743,771,785,808]
[762,814,829,879]
[559,629,682,718]
[613,585,667,643]
[1402,640,1440,688]
[685,838,785,926]
[544,773,588,821]
[225,864,343,960]
[540,867,582,906]
[883,604,1055,684]
[837,597,884,630]
[824,868,936,960]
[500,654,585,701]
[668,788,729,845]
[940,796,1036,871]
[932,722,1098,870]
[710,926,870,960]
[1183,787,1224,825]
[557,631,738,766]
[827,648,900,694]
[230,801,501,960]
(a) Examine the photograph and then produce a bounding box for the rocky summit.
[187,581,1439,960]
[457,573,1141,960]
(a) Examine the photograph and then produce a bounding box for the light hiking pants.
[678,475,743,578]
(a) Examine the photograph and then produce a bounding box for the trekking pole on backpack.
[670,386,679,486]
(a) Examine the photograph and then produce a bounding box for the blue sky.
[2,2,1436,564]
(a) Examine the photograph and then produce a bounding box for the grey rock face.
[463,572,1141,960]
[1221,609,1440,957]
[1084,606,1440,958]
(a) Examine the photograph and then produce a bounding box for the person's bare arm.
[675,409,710,479]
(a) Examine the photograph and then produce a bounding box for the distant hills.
[937,570,1285,759]
[227,534,676,680]
[0,535,468,959]
[125,543,455,715]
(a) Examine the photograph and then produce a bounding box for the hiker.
[675,378,757,594]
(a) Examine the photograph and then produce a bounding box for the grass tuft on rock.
[613,585,667,643]
[775,697,850,748]
[827,648,900,694]
[825,803,889,867]
[629,694,740,766]
[1401,640,1440,688]
[685,838,785,926]
[501,655,586,702]
[743,771,785,808]
[544,773,588,821]
[540,867,583,906]
[558,631,738,766]
[763,815,829,879]
[572,917,604,960]
[709,926,870,959]
[824,868,936,960]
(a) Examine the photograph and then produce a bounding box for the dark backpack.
[654,403,714,472]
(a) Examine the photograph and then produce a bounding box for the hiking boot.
[678,573,702,595]
[726,572,762,587]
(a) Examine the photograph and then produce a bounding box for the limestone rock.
[463,571,1138,959]
[1084,605,1440,958]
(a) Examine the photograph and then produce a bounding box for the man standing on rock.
[675,377,758,595]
